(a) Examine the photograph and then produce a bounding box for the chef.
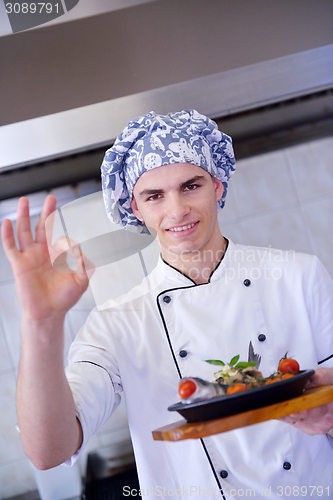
[2,110,333,499]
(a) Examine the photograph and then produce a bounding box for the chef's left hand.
[280,367,333,437]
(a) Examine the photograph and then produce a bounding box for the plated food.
[169,369,314,423]
[168,346,314,423]
[178,352,301,405]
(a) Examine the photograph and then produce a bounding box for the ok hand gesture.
[1,195,92,323]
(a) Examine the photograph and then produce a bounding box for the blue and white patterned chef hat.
[101,109,236,234]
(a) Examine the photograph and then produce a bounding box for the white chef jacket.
[65,240,333,499]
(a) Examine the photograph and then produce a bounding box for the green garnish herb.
[205,356,258,370]
[205,359,225,366]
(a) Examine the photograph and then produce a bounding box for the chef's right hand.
[1,195,92,323]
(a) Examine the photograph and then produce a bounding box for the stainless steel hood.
[1,45,333,172]
[0,0,332,199]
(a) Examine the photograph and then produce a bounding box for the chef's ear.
[131,196,144,222]
[212,177,224,202]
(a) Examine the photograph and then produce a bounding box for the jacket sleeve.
[307,256,333,367]
[63,307,123,465]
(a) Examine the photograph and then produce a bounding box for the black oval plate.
[168,370,315,423]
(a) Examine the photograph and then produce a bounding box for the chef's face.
[131,163,224,262]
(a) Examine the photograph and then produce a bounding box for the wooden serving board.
[152,385,333,442]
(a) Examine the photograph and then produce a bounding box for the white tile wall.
[241,206,314,254]
[0,283,23,370]
[286,137,333,202]
[302,196,333,275]
[0,372,25,463]
[219,136,333,277]
[0,137,332,498]
[0,320,12,374]
[230,150,299,216]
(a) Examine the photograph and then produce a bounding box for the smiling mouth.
[167,222,197,232]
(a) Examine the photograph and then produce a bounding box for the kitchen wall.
[0,134,332,498]
[2,0,332,127]
[219,135,333,277]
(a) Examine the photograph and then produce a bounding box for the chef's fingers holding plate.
[306,367,333,389]
[280,367,333,436]
[280,401,333,435]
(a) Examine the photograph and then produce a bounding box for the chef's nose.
[167,193,190,220]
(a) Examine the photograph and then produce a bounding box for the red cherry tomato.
[178,379,197,399]
[226,383,248,395]
[278,357,300,374]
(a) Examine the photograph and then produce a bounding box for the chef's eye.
[147,193,162,201]
[184,184,198,191]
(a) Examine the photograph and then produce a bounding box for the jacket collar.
[155,238,232,287]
